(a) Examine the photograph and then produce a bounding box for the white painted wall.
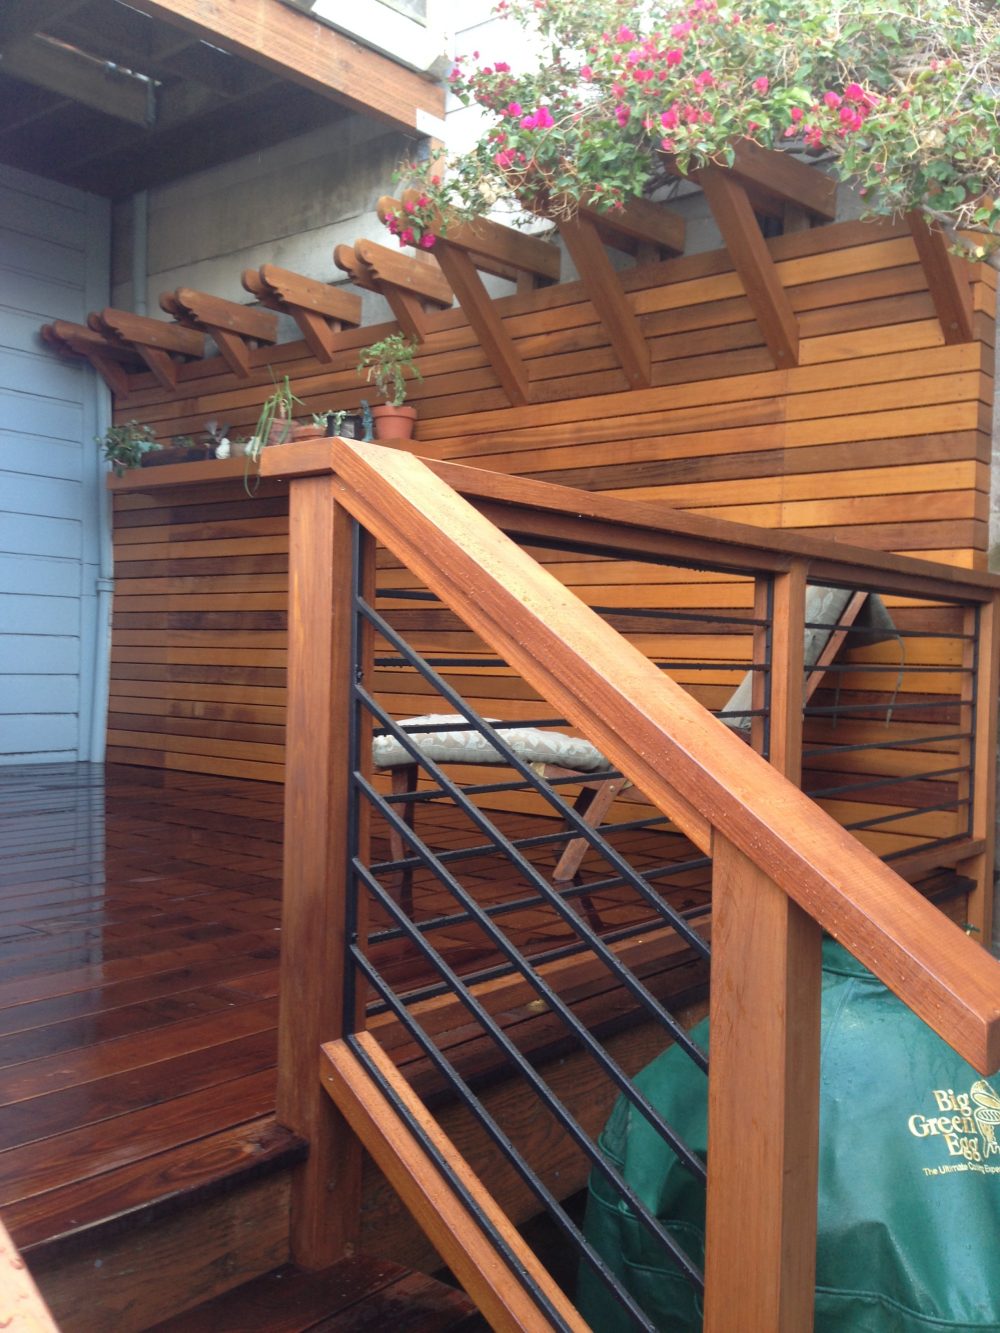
[0,164,110,765]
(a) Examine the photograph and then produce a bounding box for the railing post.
[276,475,370,1269]
[960,592,999,945]
[704,560,822,1331]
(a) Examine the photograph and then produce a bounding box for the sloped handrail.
[263,436,1000,1072]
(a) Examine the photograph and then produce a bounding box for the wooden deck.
[0,761,711,1258]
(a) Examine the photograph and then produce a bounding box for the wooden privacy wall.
[108,216,996,798]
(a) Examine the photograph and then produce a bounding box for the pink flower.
[843,82,864,102]
[615,103,631,127]
[660,106,679,129]
[417,194,429,208]
[660,137,676,152]
[665,47,684,65]
[419,234,436,249]
[399,227,415,247]
[671,21,692,37]
[580,65,593,80]
[615,24,636,41]
[536,106,554,128]
[823,90,842,109]
[506,101,522,116]
[753,76,769,94]
[403,200,415,214]
[790,106,804,123]
[694,69,715,89]
[494,61,510,73]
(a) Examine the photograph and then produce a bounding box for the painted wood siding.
[0,165,109,763]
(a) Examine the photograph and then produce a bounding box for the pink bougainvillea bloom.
[671,21,692,37]
[823,90,842,109]
[615,103,631,126]
[507,101,522,116]
[900,98,911,109]
[419,234,436,249]
[399,228,415,247]
[615,25,636,41]
[843,82,864,102]
[754,76,769,94]
[403,200,415,214]
[430,175,441,186]
[417,194,429,208]
[580,65,593,80]
[694,69,715,89]
[660,106,679,129]
[790,106,804,123]
[665,47,684,65]
[536,106,554,127]
[520,112,538,128]
[660,136,676,152]
[747,119,760,131]
[494,61,510,73]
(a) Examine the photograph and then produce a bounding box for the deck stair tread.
[10,1115,305,1256]
[145,1255,486,1332]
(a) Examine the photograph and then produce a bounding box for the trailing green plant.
[387,0,1000,260]
[246,375,303,464]
[97,420,161,475]
[356,334,423,407]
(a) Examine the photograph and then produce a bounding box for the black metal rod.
[354,955,675,1327]
[344,1031,581,1331]
[356,769,710,1083]
[804,765,968,801]
[347,884,707,1276]
[802,731,970,758]
[843,798,967,833]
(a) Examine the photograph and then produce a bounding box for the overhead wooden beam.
[3,33,153,126]
[0,0,87,45]
[728,140,837,221]
[244,263,362,363]
[907,212,974,344]
[564,195,685,258]
[93,306,204,391]
[352,238,453,342]
[556,216,650,388]
[41,320,137,398]
[162,286,278,379]
[381,195,561,289]
[121,0,446,134]
[697,167,800,366]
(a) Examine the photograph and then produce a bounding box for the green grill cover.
[580,940,1000,1331]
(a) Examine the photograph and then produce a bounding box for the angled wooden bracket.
[92,307,205,391]
[162,287,278,379]
[41,320,139,399]
[573,194,685,261]
[907,212,974,344]
[556,215,651,388]
[697,167,800,367]
[728,141,837,223]
[241,264,362,363]
[349,238,453,342]
[433,245,530,406]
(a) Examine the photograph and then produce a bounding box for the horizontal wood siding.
[108,218,996,833]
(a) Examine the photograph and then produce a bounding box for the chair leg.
[388,764,418,916]
[552,776,628,884]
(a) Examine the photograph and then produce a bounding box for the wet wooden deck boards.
[0,762,709,1256]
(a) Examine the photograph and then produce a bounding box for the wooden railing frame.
[261,437,1000,1327]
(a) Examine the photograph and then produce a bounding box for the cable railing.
[264,437,1000,1332]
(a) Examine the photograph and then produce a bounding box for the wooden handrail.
[261,437,1000,1074]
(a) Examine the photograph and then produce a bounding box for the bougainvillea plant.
[385,0,1000,260]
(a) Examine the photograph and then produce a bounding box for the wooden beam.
[0,0,87,45]
[557,215,650,388]
[907,212,975,344]
[729,140,837,221]
[431,245,530,406]
[322,1032,588,1333]
[352,239,453,308]
[558,195,686,257]
[379,195,561,287]
[121,0,445,134]
[41,322,136,398]
[171,288,278,343]
[96,307,205,359]
[332,244,379,294]
[698,168,800,366]
[258,265,362,325]
[3,33,153,126]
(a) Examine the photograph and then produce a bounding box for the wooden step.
[146,1255,486,1332]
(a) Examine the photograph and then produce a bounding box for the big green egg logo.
[907,1081,1000,1173]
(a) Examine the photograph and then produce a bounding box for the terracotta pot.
[372,404,417,441]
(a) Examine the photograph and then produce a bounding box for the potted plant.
[357,334,422,440]
[97,420,161,475]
